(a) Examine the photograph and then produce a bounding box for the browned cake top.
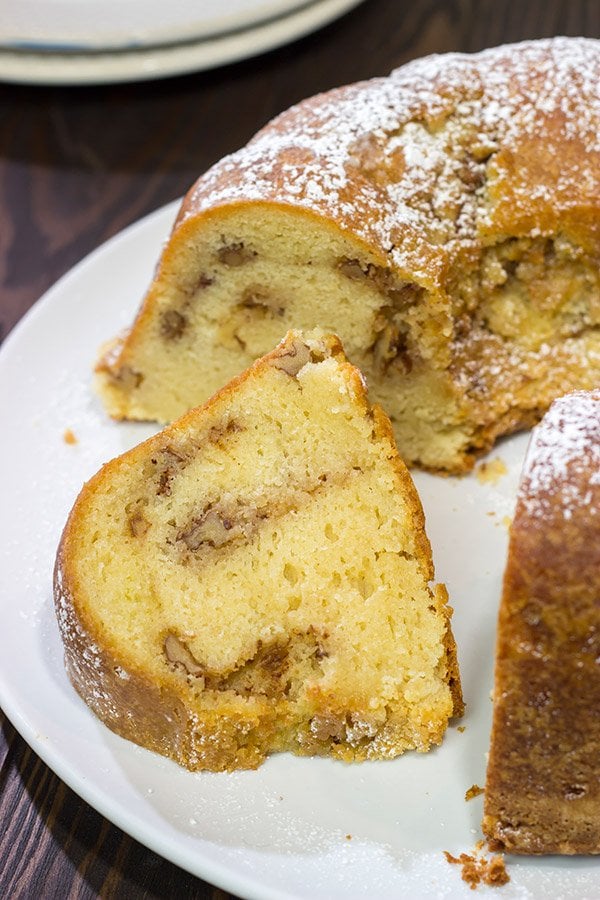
[178,38,600,288]
[484,390,600,854]
[520,389,600,524]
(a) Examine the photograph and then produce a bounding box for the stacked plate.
[0,0,366,85]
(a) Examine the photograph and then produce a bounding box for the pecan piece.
[112,365,144,390]
[164,634,204,676]
[217,241,257,267]
[160,309,187,340]
[372,321,411,374]
[337,257,371,283]
[179,508,239,550]
[155,446,187,497]
[271,338,312,377]
[128,512,150,537]
[240,286,284,315]
[338,257,421,307]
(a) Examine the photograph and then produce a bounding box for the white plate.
[0,0,365,85]
[0,201,597,899]
[1,0,323,52]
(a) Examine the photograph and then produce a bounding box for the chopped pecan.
[457,155,485,189]
[191,272,214,292]
[338,256,421,307]
[179,508,238,550]
[160,309,187,340]
[113,366,144,390]
[271,338,312,377]
[128,512,150,537]
[164,634,204,676]
[208,419,242,445]
[240,286,284,315]
[338,257,371,283]
[217,241,257,267]
[371,320,411,374]
[386,283,423,309]
[156,445,187,497]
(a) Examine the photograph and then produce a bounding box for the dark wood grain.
[1,0,598,896]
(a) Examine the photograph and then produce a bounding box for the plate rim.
[0,0,366,85]
[0,0,321,53]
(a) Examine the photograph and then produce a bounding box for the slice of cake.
[95,39,600,473]
[55,330,463,772]
[483,390,600,853]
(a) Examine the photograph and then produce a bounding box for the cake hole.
[565,784,587,800]
[283,563,300,585]
[324,522,337,541]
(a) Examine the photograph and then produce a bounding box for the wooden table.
[1,1,598,896]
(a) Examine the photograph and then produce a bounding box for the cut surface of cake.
[95,38,600,473]
[483,390,600,854]
[56,330,463,772]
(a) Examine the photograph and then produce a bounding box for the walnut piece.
[217,241,257,267]
[183,272,214,296]
[338,257,372,283]
[271,338,312,376]
[113,365,144,390]
[128,512,150,537]
[160,309,187,340]
[164,634,204,676]
[337,257,422,308]
[179,508,239,550]
[240,286,284,316]
[155,445,188,497]
[371,318,411,374]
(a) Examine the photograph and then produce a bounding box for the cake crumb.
[465,784,484,801]
[444,846,510,889]
[345,834,352,840]
[501,515,512,529]
[476,458,507,485]
[457,725,466,733]
[63,428,78,445]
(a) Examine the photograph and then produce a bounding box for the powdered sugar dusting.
[521,390,600,520]
[181,37,600,282]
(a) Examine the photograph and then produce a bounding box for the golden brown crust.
[483,390,600,854]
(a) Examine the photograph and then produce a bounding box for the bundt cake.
[56,330,463,772]
[483,390,600,854]
[95,37,600,473]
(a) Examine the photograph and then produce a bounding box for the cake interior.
[76,335,458,766]
[97,207,600,471]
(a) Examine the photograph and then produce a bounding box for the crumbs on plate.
[444,842,509,889]
[465,784,484,801]
[63,428,78,445]
[475,458,507,485]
